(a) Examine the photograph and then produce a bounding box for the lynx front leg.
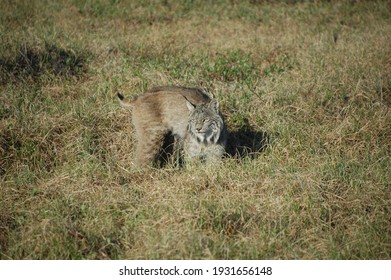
[183,137,204,163]
[172,136,185,167]
[205,144,225,164]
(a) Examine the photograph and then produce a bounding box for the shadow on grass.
[226,127,269,159]
[156,132,177,168]
[155,126,270,168]
[0,42,90,84]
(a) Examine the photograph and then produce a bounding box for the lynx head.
[186,99,224,144]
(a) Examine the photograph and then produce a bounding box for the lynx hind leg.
[134,128,167,168]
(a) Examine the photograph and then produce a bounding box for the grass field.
[0,0,390,259]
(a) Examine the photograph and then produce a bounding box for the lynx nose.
[195,123,203,131]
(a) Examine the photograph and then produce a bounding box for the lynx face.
[186,99,224,145]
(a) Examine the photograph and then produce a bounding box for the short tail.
[117,92,134,108]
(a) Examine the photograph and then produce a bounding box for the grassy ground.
[0,0,390,259]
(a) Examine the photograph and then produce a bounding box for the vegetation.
[0,0,390,259]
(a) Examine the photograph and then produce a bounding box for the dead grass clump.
[0,128,22,176]
[0,115,78,178]
[0,214,17,256]
[197,203,254,236]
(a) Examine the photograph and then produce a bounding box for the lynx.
[117,86,226,168]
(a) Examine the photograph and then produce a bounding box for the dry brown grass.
[0,0,390,259]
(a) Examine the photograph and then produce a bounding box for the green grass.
[0,0,390,259]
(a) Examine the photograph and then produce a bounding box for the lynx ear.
[209,99,219,112]
[186,99,196,112]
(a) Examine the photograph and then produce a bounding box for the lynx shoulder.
[118,86,224,168]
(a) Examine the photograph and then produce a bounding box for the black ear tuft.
[117,92,124,100]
